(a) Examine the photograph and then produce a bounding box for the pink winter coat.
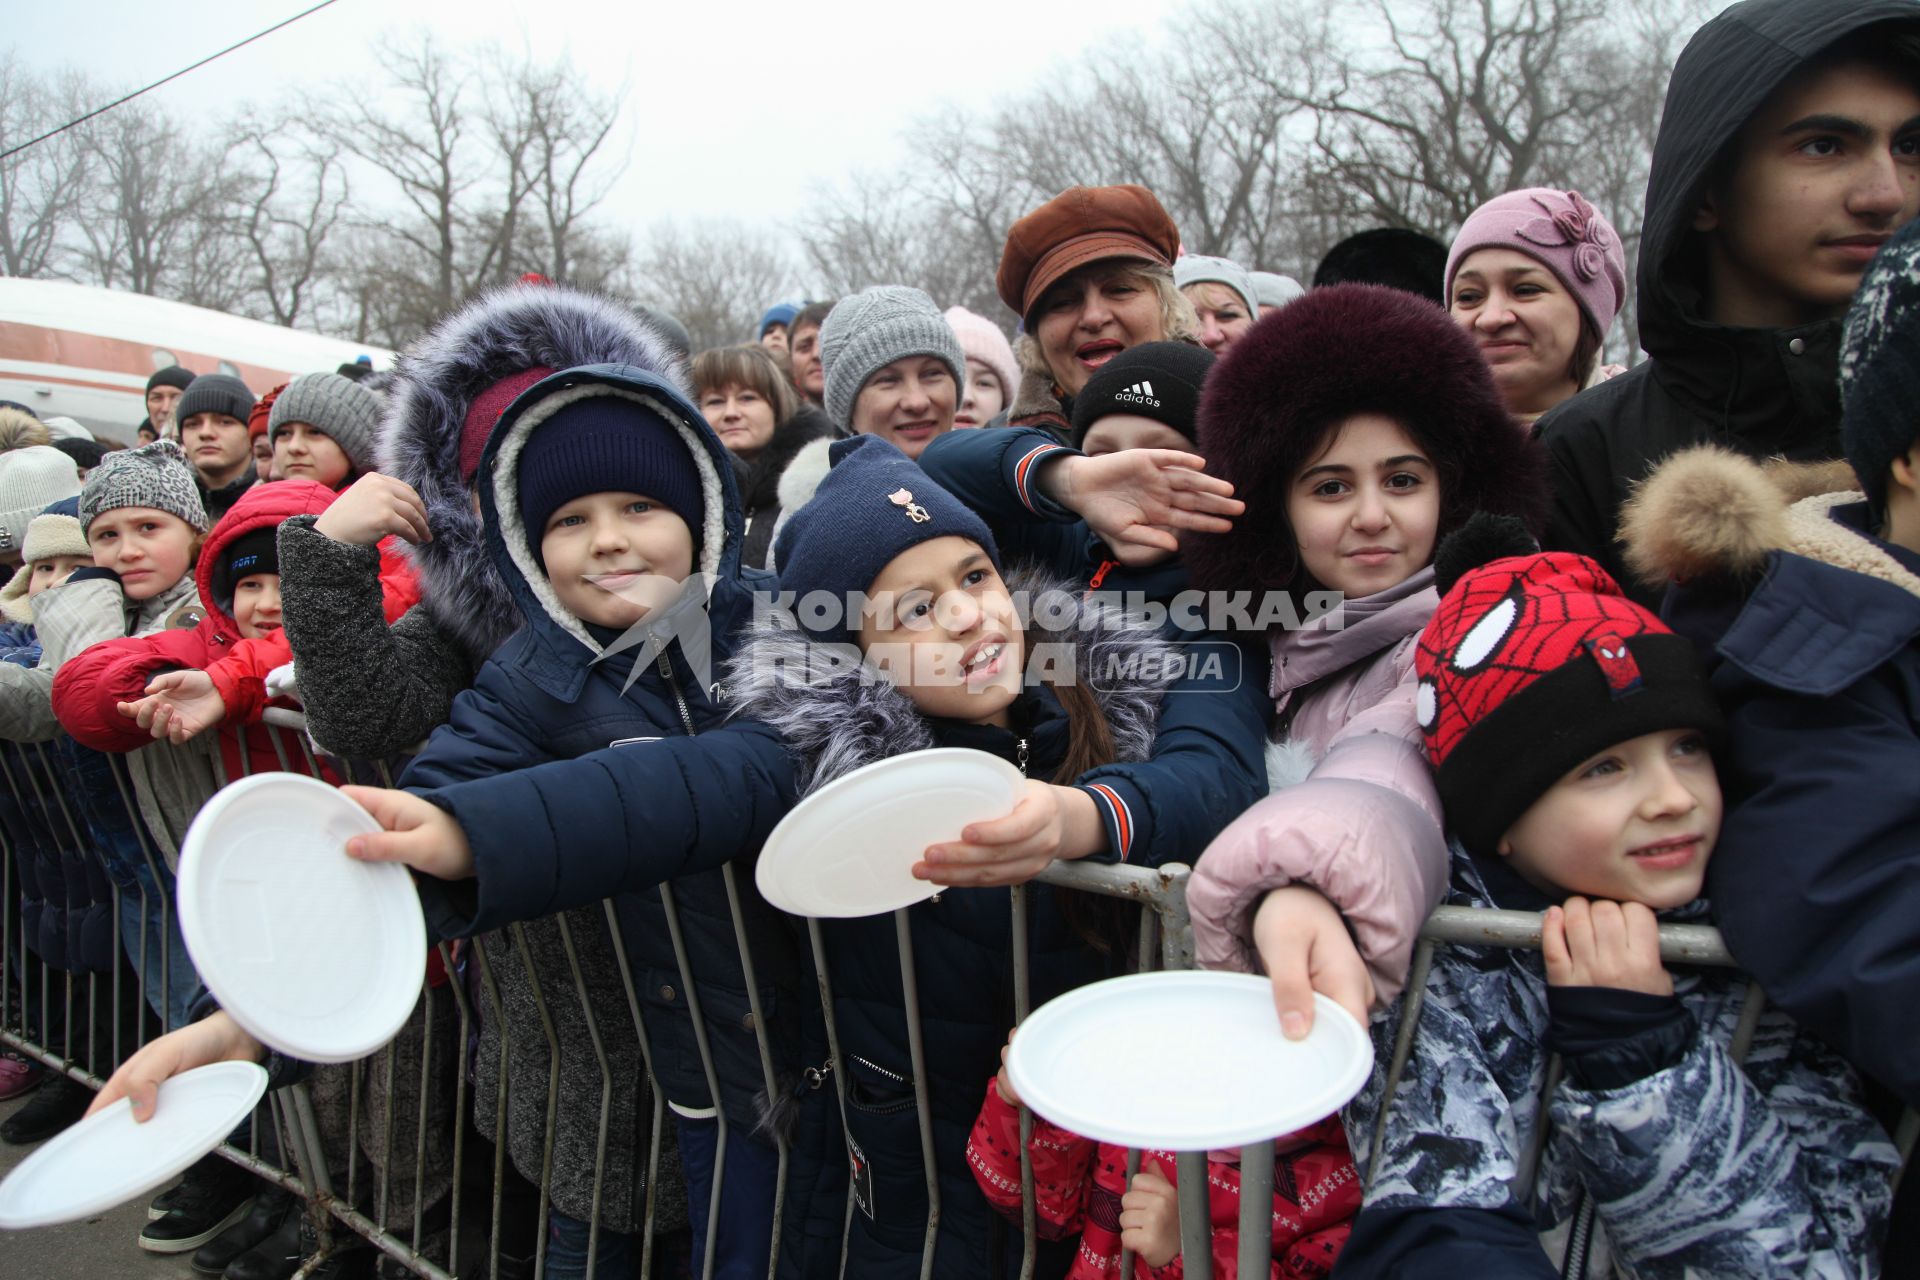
[1187,569,1450,1005]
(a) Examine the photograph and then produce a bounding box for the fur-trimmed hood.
[1619,445,1917,595]
[1184,283,1547,599]
[475,362,743,692]
[723,568,1175,796]
[378,285,689,663]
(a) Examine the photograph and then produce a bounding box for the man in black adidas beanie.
[1068,341,1213,453]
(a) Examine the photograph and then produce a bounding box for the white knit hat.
[1174,254,1259,318]
[0,504,90,624]
[0,446,83,556]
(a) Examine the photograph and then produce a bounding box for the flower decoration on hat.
[1516,190,1614,284]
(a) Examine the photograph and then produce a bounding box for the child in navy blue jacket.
[384,360,820,1280]
[1621,217,1920,1116]
[721,435,1266,1279]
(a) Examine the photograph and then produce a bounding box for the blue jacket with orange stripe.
[918,427,1191,606]
[722,568,1267,1279]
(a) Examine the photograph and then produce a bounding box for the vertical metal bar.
[347,1058,364,1211]
[505,924,560,1280]
[717,862,790,1279]
[1728,981,1766,1065]
[377,1040,398,1231]
[264,724,294,773]
[410,982,436,1270]
[1366,939,1434,1190]
[601,900,666,1280]
[657,881,728,1280]
[1236,1139,1274,1278]
[437,942,473,1280]
[1155,865,1196,971]
[803,918,855,1280]
[552,913,616,1280]
[469,941,513,1280]
[1008,884,1036,1280]
[892,908,940,1280]
[1514,1055,1563,1199]
[1116,1147,1142,1277]
[1174,1149,1212,1280]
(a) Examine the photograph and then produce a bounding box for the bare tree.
[221,117,351,328]
[493,52,626,285]
[0,57,93,279]
[71,100,207,296]
[634,220,793,352]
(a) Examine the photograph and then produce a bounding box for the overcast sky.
[13,0,1176,231]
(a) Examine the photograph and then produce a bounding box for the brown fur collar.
[1620,446,1920,600]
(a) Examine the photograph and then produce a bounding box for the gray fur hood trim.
[723,568,1173,795]
[378,285,690,663]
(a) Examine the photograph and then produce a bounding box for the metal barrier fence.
[1,717,1913,1280]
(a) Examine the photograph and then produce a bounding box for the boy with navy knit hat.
[1338,525,1898,1277]
[176,373,260,521]
[1618,214,1920,1118]
[333,361,825,1278]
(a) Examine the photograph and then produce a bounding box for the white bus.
[0,278,394,440]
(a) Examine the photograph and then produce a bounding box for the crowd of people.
[1,0,1917,1276]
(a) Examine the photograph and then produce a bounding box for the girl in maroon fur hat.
[1178,283,1548,1041]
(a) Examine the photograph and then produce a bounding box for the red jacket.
[198,531,419,725]
[51,481,414,782]
[967,1080,1359,1279]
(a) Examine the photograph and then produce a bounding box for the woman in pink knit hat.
[942,305,1019,429]
[1446,188,1628,425]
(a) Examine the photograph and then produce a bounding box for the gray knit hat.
[0,446,83,556]
[79,440,209,533]
[269,371,383,475]
[819,286,966,431]
[174,374,256,428]
[1841,217,1920,515]
[1174,254,1258,318]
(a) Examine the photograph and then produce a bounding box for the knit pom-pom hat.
[1183,283,1546,598]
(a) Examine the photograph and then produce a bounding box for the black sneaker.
[138,1157,255,1254]
[193,1186,294,1276]
[0,1074,90,1145]
[153,1153,226,1220]
[222,1209,305,1280]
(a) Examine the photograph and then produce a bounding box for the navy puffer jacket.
[398,364,824,1219]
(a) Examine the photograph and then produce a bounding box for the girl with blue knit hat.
[716,434,1265,1278]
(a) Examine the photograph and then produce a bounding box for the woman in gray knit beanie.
[819,285,965,459]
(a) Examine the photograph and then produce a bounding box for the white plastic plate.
[754,748,1026,918]
[0,1061,269,1229]
[1007,973,1373,1150]
[178,772,426,1063]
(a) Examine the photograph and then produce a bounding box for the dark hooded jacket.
[1536,0,1920,604]
[396,363,838,1261]
[722,577,1267,1280]
[1622,446,1920,1110]
[280,285,687,758]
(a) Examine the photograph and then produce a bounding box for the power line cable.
[0,0,343,163]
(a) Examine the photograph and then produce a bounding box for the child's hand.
[1044,451,1242,567]
[1542,897,1672,996]
[995,1029,1020,1106]
[86,1010,265,1123]
[118,670,226,743]
[340,785,476,881]
[312,474,433,547]
[915,781,1102,887]
[1252,884,1375,1039]
[1119,1160,1181,1268]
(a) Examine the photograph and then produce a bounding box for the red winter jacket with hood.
[52,481,407,781]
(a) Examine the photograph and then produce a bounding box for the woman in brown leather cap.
[995,184,1199,439]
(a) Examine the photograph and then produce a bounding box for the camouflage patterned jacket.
[1336,843,1899,1278]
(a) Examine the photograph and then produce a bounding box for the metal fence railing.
[2,717,1913,1280]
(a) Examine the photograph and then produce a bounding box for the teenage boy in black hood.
[1539,0,1920,603]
